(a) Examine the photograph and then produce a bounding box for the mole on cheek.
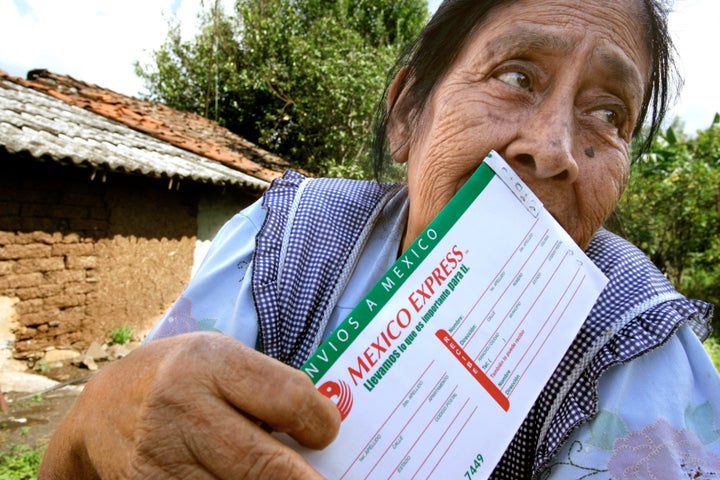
[585,146,595,158]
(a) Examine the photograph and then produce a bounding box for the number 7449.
[464,453,484,479]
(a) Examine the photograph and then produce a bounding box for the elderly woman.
[40,0,719,478]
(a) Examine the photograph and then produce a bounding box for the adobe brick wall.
[1,153,201,360]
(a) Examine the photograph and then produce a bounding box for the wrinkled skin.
[39,0,651,478]
[391,0,649,252]
[39,333,340,479]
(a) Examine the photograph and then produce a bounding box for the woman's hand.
[38,332,341,479]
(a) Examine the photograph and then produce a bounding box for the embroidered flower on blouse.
[607,418,720,479]
[147,296,220,341]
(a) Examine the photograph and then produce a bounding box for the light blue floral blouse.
[148,179,720,479]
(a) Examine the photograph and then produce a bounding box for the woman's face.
[391,0,650,251]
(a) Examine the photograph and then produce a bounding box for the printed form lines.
[452,219,542,336]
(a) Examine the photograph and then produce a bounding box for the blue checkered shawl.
[251,171,713,478]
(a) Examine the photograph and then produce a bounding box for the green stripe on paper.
[302,161,496,380]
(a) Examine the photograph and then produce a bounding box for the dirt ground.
[0,361,110,453]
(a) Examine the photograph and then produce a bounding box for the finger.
[129,461,222,480]
[195,400,326,480]
[135,385,325,480]
[163,332,341,449]
[218,341,341,449]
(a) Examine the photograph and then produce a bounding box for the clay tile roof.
[0,68,296,188]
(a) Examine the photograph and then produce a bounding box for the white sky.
[1,0,718,135]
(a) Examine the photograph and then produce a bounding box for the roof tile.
[1,68,297,184]
[0,70,276,190]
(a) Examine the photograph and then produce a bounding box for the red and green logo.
[318,380,353,421]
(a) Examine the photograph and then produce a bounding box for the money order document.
[281,151,609,480]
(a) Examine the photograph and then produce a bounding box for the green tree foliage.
[612,115,720,330]
[135,0,428,177]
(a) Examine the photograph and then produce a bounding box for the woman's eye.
[591,108,623,129]
[496,71,531,90]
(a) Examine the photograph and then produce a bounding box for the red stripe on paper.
[435,329,510,412]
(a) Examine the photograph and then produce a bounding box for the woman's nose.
[503,106,580,184]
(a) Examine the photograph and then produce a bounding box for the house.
[0,69,294,361]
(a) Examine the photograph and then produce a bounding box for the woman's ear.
[387,67,414,164]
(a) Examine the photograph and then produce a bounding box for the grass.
[0,444,45,480]
[109,324,134,345]
[32,359,48,373]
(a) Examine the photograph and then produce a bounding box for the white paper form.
[287,151,609,480]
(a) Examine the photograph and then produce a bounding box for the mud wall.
[0,154,207,359]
